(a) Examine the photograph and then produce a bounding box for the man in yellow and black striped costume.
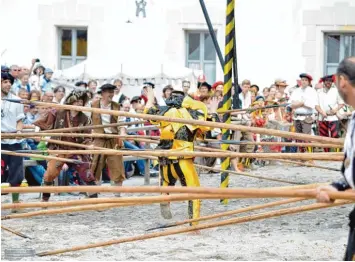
[144,86,218,225]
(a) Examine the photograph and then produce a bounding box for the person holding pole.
[144,86,218,224]
[90,84,125,195]
[33,90,97,202]
[316,56,355,260]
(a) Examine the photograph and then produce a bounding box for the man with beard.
[315,75,344,152]
[1,72,26,209]
[34,90,97,201]
[90,84,125,195]
[316,56,355,260]
[144,86,218,225]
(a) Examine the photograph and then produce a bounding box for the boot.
[85,180,98,198]
[160,203,173,219]
[42,181,53,202]
[112,181,122,197]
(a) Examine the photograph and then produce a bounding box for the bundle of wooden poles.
[0,99,349,256]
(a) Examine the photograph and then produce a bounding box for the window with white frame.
[186,31,216,84]
[325,34,355,75]
[58,28,88,69]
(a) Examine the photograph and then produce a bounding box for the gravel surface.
[1,161,352,261]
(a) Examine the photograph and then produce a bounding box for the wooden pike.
[1,225,32,239]
[272,159,341,172]
[0,150,85,164]
[27,149,344,161]
[195,164,304,185]
[200,139,344,149]
[3,100,342,145]
[146,197,305,231]
[1,193,242,210]
[219,103,289,114]
[39,120,145,134]
[1,194,242,220]
[1,132,159,140]
[2,185,355,201]
[36,200,352,256]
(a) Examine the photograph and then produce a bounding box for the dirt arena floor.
[1,161,352,261]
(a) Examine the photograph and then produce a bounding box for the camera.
[35,58,40,62]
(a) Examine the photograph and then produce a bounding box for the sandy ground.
[1,161,353,261]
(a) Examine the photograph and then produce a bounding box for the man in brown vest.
[90,84,125,194]
[34,90,97,201]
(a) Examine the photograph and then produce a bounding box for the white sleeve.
[303,89,317,109]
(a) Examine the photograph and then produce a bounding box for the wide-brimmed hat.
[97,84,116,94]
[64,90,89,105]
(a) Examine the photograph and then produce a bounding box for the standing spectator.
[12,74,31,95]
[53,86,66,104]
[158,85,173,106]
[250,84,260,95]
[40,68,53,93]
[275,79,289,100]
[193,82,211,101]
[239,79,252,109]
[30,63,45,92]
[112,79,128,104]
[289,73,318,154]
[262,87,270,98]
[1,72,26,209]
[140,82,154,104]
[182,80,191,95]
[315,75,344,152]
[268,86,277,100]
[87,80,98,93]
[9,65,21,88]
[212,81,224,93]
[131,96,143,111]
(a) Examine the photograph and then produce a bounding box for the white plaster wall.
[1,0,355,90]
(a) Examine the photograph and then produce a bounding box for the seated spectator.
[18,88,29,100]
[212,81,224,93]
[263,87,270,98]
[87,80,98,93]
[250,85,260,95]
[53,86,66,104]
[41,90,54,103]
[40,68,53,93]
[159,85,173,106]
[29,90,41,101]
[75,81,87,89]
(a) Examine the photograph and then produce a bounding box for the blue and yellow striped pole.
[220,0,235,204]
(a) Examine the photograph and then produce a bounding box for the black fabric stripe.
[222,131,231,140]
[167,164,176,186]
[173,162,187,187]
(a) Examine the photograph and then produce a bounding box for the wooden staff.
[39,120,145,134]
[4,100,342,145]
[31,149,344,161]
[199,139,343,149]
[219,103,289,114]
[1,193,242,220]
[36,200,352,256]
[1,193,241,210]
[1,150,85,164]
[272,159,341,172]
[146,197,305,231]
[1,225,32,239]
[3,185,355,200]
[1,132,159,140]
[195,164,303,185]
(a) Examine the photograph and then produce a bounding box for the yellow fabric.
[160,159,200,225]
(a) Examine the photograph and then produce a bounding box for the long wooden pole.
[195,164,304,185]
[199,139,344,149]
[1,133,158,140]
[36,200,352,256]
[1,225,32,239]
[28,149,344,161]
[146,197,305,231]
[3,185,355,200]
[0,150,86,164]
[1,193,241,210]
[5,100,342,145]
[273,159,341,171]
[39,120,145,134]
[1,194,242,220]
